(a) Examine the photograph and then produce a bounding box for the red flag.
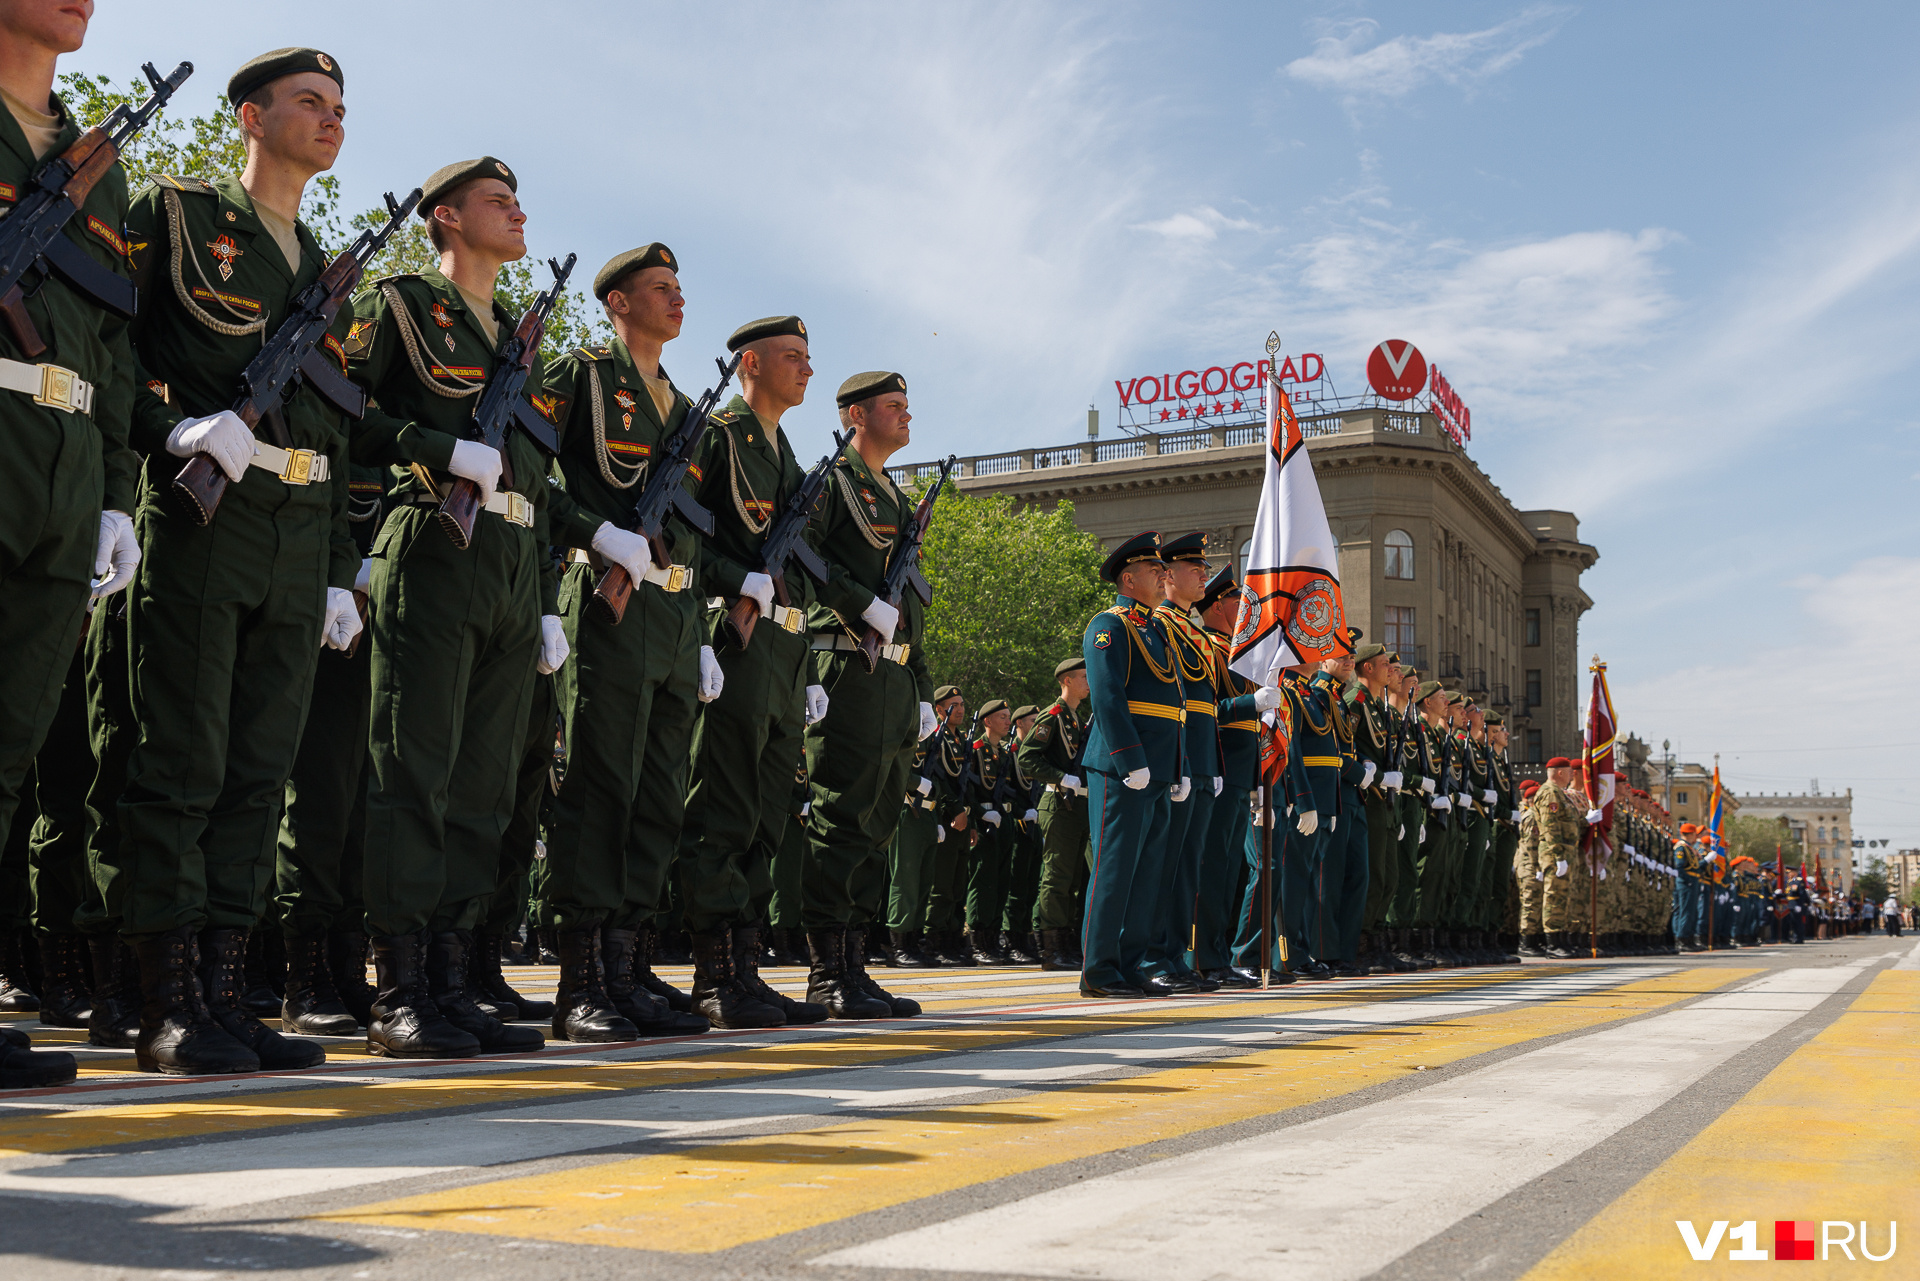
[1582,658,1617,856]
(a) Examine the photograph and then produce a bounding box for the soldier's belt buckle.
[505,493,533,527]
[663,564,689,593]
[34,363,80,413]
[779,607,804,634]
[279,448,316,485]
[890,643,912,665]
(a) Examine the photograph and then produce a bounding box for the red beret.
[1520,779,1541,794]
[1545,756,1573,769]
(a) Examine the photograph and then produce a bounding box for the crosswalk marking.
[1521,966,1916,1277]
[319,968,1737,1253]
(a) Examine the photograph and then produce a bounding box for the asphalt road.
[3,934,1913,1280]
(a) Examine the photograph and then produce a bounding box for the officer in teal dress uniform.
[1147,532,1220,993]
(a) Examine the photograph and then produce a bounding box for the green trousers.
[274,641,370,934]
[965,822,1007,932]
[1411,813,1455,926]
[0,404,99,860]
[1002,817,1043,936]
[113,483,329,936]
[80,603,132,934]
[801,652,920,929]
[887,801,940,932]
[1492,823,1519,930]
[1455,813,1492,927]
[1033,788,1090,931]
[544,564,700,929]
[27,643,98,935]
[925,822,971,932]
[363,506,540,937]
[766,785,807,928]
[677,616,808,932]
[1,788,32,931]
[1360,793,1399,934]
[1384,793,1422,927]
[492,674,555,931]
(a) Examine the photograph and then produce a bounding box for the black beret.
[228,48,342,105]
[419,157,517,218]
[934,685,960,702]
[837,371,907,409]
[1100,530,1163,584]
[1197,564,1239,613]
[593,243,677,300]
[977,698,1010,720]
[1054,655,1087,678]
[1162,531,1210,564]
[728,315,807,352]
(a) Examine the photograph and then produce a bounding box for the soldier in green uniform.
[1000,706,1044,964]
[920,686,976,965]
[108,50,363,1075]
[963,699,1017,967]
[1018,658,1090,972]
[766,760,810,965]
[1453,702,1495,961]
[1343,645,1405,974]
[1381,663,1427,967]
[800,371,937,1016]
[885,720,947,967]
[346,156,562,1059]
[531,244,715,1042]
[676,316,830,1028]
[1484,713,1521,960]
[1150,532,1218,991]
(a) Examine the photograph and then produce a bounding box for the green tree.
[919,488,1109,715]
[1727,814,1801,870]
[1854,856,1889,905]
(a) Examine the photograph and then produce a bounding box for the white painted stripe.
[1893,939,1920,971]
[817,966,1858,1281]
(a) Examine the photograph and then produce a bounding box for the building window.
[1525,669,1542,708]
[1676,791,1688,804]
[1384,529,1414,580]
[1525,729,1543,763]
[1238,538,1251,579]
[1525,607,1541,647]
[1385,606,1415,655]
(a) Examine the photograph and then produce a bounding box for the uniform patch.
[430,301,454,328]
[322,333,346,371]
[870,523,897,537]
[85,215,127,256]
[146,379,170,403]
[342,318,376,356]
[744,499,775,517]
[205,233,242,281]
[428,364,485,379]
[1094,631,1112,649]
[613,389,636,412]
[606,439,649,458]
[188,286,261,314]
[0,182,15,202]
[530,393,564,424]
[687,463,703,482]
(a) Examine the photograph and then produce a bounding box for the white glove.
[698,645,724,702]
[1511,809,1522,824]
[1212,776,1223,797]
[1360,761,1377,789]
[353,556,373,594]
[592,521,653,584]
[1296,808,1319,836]
[1555,859,1568,877]
[1457,792,1473,808]
[804,683,829,724]
[448,439,504,507]
[1482,789,1497,805]
[321,586,362,651]
[165,409,253,481]
[91,509,138,598]
[1600,866,1609,881]
[861,595,900,637]
[1170,777,1191,802]
[1062,773,1081,793]
[1382,770,1403,791]
[1253,685,1282,711]
[1420,776,1436,794]
[1624,843,1637,857]
[936,825,946,843]
[1586,808,1604,825]
[1124,767,1150,791]
[917,701,937,739]
[1024,808,1039,822]
[1397,824,1405,839]
[534,839,546,861]
[536,614,568,674]
[983,809,1002,828]
[739,571,775,615]
[1432,795,1452,812]
[917,776,933,797]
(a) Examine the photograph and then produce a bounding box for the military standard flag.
[1582,658,1617,856]
[1228,373,1350,684]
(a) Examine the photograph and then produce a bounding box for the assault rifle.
[437,253,573,548]
[172,187,422,524]
[587,351,738,624]
[720,428,847,648]
[853,454,955,673]
[0,60,193,358]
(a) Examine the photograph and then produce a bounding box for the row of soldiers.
[0,20,980,1088]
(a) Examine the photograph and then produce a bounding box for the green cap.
[1011,705,1039,722]
[1353,642,1386,665]
[1484,711,1505,726]
[420,157,516,218]
[227,48,343,105]
[593,243,677,300]
[836,371,907,408]
[977,698,1010,720]
[728,315,807,352]
[1054,655,1087,678]
[934,685,960,702]
[1446,690,1467,705]
[1414,679,1444,703]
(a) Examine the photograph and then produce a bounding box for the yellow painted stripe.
[1522,969,1917,1278]
[323,969,1748,1253]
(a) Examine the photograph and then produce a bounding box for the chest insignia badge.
[206,234,242,282]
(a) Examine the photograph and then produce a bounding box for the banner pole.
[1261,782,1273,989]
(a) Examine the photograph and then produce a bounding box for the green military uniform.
[1343,656,1398,969]
[25,643,103,1025]
[0,86,141,864]
[1000,719,1045,958]
[1455,727,1495,953]
[964,720,1017,961]
[1018,680,1089,961]
[768,760,810,939]
[920,714,976,963]
[1485,722,1519,952]
[886,730,947,960]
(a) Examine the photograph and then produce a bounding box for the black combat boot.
[1519,933,1546,958]
[0,1024,77,1089]
[633,926,695,1012]
[129,927,258,1075]
[929,929,975,967]
[240,928,285,1016]
[0,928,39,1012]
[1002,932,1039,966]
[472,923,553,1021]
[426,932,543,1052]
[847,927,919,1016]
[889,929,936,968]
[367,931,479,1059]
[329,929,378,1027]
[281,930,358,1036]
[1543,931,1576,959]
[85,934,140,1047]
[968,928,1014,967]
[199,928,325,1070]
[1038,928,1078,972]
[33,932,92,1027]
[550,927,637,1043]
[689,928,784,1029]
[806,928,891,1019]
[734,924,827,1024]
[601,927,708,1036]
[765,928,805,967]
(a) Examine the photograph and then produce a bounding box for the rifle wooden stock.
[169,402,267,525]
[588,532,673,626]
[436,478,482,549]
[0,282,44,358]
[854,623,884,674]
[723,594,760,650]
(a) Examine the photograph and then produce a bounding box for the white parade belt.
[570,547,689,592]
[0,358,93,414]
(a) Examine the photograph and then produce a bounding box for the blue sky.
[83,2,1920,852]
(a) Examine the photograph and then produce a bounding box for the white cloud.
[1286,6,1571,102]
[1133,206,1261,241]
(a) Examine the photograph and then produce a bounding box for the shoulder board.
[151,174,217,195]
[364,272,424,290]
[573,346,610,362]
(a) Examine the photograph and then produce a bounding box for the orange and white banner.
[1228,377,1349,684]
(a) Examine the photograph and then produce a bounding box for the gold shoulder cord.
[1156,608,1213,683]
[378,282,483,400]
[162,188,267,340]
[588,363,646,490]
[1360,696,1388,749]
[719,422,770,534]
[833,468,892,551]
[1295,682,1331,736]
[1117,611,1178,684]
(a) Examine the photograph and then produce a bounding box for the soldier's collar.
[0,88,74,169]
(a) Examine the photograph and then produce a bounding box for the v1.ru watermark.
[1676,1221,1897,1261]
